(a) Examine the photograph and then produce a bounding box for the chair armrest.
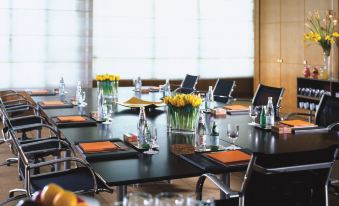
[283,112,312,121]
[6,105,39,114]
[196,173,239,200]
[328,122,339,131]
[11,123,61,138]
[4,99,33,106]
[1,93,28,100]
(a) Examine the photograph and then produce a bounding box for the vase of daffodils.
[96,74,120,99]
[164,94,202,133]
[304,10,339,80]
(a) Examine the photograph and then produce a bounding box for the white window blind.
[0,0,91,89]
[93,0,254,79]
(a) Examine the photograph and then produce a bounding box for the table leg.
[117,185,127,202]
[220,173,230,199]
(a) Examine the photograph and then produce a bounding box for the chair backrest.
[241,146,338,206]
[315,94,339,127]
[181,74,199,90]
[252,84,284,107]
[213,79,236,103]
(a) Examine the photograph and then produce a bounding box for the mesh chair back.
[242,146,338,206]
[315,95,339,128]
[181,74,199,90]
[252,84,284,107]
[213,79,236,103]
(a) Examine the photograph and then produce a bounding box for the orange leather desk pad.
[224,105,248,111]
[31,90,49,95]
[57,116,87,122]
[41,101,65,106]
[280,119,315,127]
[207,150,251,165]
[79,141,118,153]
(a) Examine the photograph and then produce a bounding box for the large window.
[0,0,91,88]
[93,0,254,79]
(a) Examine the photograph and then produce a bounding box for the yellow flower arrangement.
[163,94,202,108]
[95,74,120,82]
[304,10,338,55]
[164,94,202,132]
[96,73,120,98]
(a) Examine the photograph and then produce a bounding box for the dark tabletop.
[32,87,339,186]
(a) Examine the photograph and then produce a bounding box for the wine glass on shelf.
[225,123,241,150]
[154,192,184,206]
[248,104,258,125]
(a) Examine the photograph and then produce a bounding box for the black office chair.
[196,146,338,206]
[174,74,199,94]
[0,128,112,205]
[285,95,339,131]
[252,84,285,119]
[213,79,236,104]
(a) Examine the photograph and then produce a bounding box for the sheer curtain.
[0,0,91,89]
[93,0,254,79]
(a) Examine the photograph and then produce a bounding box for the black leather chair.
[213,79,236,104]
[252,84,285,119]
[174,74,199,94]
[196,146,338,206]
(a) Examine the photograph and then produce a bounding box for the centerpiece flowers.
[304,10,339,79]
[164,94,202,132]
[96,74,120,99]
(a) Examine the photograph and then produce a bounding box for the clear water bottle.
[266,97,275,127]
[137,107,147,144]
[97,88,104,119]
[210,121,220,148]
[75,81,82,105]
[196,112,206,151]
[135,77,142,92]
[164,79,171,97]
[59,77,65,95]
[205,86,214,110]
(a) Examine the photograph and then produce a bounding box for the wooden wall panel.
[259,62,281,87]
[260,0,280,24]
[281,0,305,22]
[281,22,305,64]
[280,63,304,113]
[260,23,281,62]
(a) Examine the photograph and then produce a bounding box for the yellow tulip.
[333,32,339,37]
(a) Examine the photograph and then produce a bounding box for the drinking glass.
[144,126,158,155]
[123,192,153,206]
[186,194,215,206]
[248,105,258,125]
[154,192,184,206]
[79,91,87,107]
[225,123,240,150]
[102,101,113,124]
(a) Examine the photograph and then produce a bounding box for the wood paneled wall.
[257,0,339,113]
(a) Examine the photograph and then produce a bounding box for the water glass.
[248,104,258,125]
[123,192,153,206]
[154,192,184,206]
[144,126,159,155]
[225,123,240,150]
[78,91,87,107]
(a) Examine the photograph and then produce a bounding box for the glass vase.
[112,80,119,99]
[323,51,331,80]
[98,81,114,99]
[168,106,199,133]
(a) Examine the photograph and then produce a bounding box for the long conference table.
[31,87,339,201]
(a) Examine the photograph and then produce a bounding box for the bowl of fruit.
[16,183,100,206]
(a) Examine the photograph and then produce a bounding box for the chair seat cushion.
[30,167,96,193]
